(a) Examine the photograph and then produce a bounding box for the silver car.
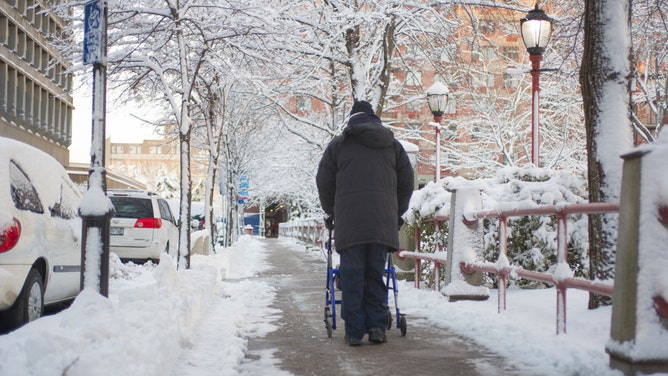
[0,137,82,331]
[107,190,178,263]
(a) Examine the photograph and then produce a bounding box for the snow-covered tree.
[580,0,635,308]
[84,0,271,268]
[260,1,458,147]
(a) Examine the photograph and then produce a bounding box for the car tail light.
[134,218,162,229]
[0,218,21,253]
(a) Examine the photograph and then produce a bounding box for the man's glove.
[324,214,334,230]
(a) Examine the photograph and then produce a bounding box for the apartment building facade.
[107,138,209,198]
[0,0,73,166]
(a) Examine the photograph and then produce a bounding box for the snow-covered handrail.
[397,216,449,289]
[464,201,619,333]
[403,199,619,335]
[397,249,447,290]
[278,219,324,250]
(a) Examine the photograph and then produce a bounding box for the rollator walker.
[323,229,407,338]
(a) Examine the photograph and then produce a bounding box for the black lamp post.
[426,81,449,181]
[520,4,553,167]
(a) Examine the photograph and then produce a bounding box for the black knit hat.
[350,100,374,116]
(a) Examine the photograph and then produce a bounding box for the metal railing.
[278,219,324,249]
[398,202,620,334]
[399,217,448,290]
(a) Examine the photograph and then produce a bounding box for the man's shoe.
[345,336,363,346]
[368,328,387,343]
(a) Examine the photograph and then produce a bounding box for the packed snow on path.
[0,235,630,376]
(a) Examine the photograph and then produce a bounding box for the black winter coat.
[316,113,414,251]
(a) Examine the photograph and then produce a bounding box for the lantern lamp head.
[426,81,449,117]
[520,5,553,56]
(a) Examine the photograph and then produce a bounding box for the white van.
[0,137,82,331]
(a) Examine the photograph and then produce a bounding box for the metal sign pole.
[80,0,113,296]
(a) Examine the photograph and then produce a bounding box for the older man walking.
[316,100,414,346]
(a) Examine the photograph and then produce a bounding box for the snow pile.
[0,236,277,376]
[400,282,617,376]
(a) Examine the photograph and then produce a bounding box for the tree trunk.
[346,26,361,99]
[579,0,634,308]
[178,131,192,270]
[377,17,396,118]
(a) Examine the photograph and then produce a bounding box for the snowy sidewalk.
[0,235,620,375]
[240,237,523,376]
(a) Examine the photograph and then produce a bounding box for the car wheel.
[1,268,44,330]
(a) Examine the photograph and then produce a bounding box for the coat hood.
[344,113,395,149]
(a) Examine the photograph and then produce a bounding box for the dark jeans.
[338,243,388,340]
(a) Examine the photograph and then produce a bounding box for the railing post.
[414,225,421,288]
[555,212,568,335]
[607,141,668,375]
[443,184,489,301]
[434,219,442,291]
[497,215,508,313]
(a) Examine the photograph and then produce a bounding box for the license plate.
[110,227,124,235]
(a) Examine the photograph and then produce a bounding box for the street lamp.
[520,4,553,167]
[426,81,449,181]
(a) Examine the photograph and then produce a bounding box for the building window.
[24,79,33,121]
[434,74,447,86]
[487,73,495,87]
[296,96,311,112]
[502,46,519,61]
[26,0,34,23]
[405,123,421,139]
[406,100,422,113]
[503,73,522,88]
[406,43,420,58]
[445,97,456,115]
[25,39,33,63]
[7,67,16,114]
[479,19,495,35]
[16,73,25,118]
[406,71,422,86]
[7,21,16,51]
[484,47,495,62]
[17,30,25,57]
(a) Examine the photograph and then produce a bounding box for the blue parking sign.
[238,176,249,205]
[83,0,104,65]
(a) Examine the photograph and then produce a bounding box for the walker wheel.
[386,308,393,330]
[324,307,333,338]
[400,314,407,336]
